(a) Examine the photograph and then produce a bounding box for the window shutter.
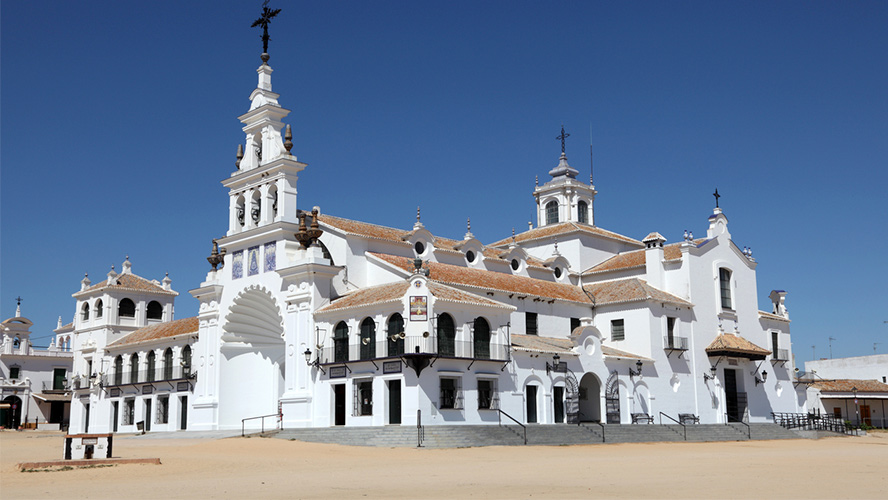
[353,382,359,416]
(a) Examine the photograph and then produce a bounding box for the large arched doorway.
[578,373,601,422]
[219,287,285,430]
[1,395,23,429]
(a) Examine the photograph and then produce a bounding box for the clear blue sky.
[2,1,886,364]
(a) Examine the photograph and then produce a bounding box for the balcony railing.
[103,366,195,387]
[42,381,71,392]
[773,349,789,361]
[663,336,689,350]
[317,336,510,365]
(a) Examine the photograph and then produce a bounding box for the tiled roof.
[79,272,176,296]
[583,240,705,275]
[318,214,412,244]
[583,278,693,307]
[315,280,512,315]
[511,334,574,354]
[810,379,888,393]
[370,253,592,304]
[601,345,653,361]
[108,317,198,348]
[705,334,771,359]
[758,311,790,323]
[490,222,642,248]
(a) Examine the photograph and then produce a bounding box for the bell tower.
[533,126,597,227]
[224,53,306,236]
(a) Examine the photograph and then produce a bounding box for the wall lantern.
[704,366,717,381]
[629,359,643,378]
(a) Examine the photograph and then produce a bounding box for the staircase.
[274,422,802,448]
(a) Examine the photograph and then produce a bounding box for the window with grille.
[130,354,139,384]
[439,377,463,410]
[546,201,559,225]
[477,379,497,410]
[119,298,136,318]
[578,200,588,224]
[719,268,733,310]
[611,319,625,341]
[473,317,491,359]
[353,380,373,416]
[360,318,376,361]
[334,322,349,363]
[124,398,135,425]
[437,313,456,357]
[157,396,169,424]
[526,312,538,335]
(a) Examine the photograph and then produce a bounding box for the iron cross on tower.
[252,1,281,59]
[557,126,570,154]
[713,188,721,208]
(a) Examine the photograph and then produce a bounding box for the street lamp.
[852,386,859,429]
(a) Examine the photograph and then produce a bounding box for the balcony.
[42,381,71,393]
[663,336,689,358]
[103,366,195,387]
[316,336,510,366]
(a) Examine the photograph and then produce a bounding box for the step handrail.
[241,413,280,437]
[659,411,687,441]
[497,409,527,445]
[725,413,751,438]
[416,409,424,447]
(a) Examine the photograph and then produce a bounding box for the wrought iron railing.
[103,366,195,387]
[241,413,280,437]
[659,412,687,441]
[416,409,425,448]
[773,349,790,361]
[42,381,71,392]
[497,409,526,445]
[725,413,751,438]
[316,337,510,364]
[663,336,689,350]
[771,412,855,434]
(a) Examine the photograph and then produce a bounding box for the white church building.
[66,46,805,435]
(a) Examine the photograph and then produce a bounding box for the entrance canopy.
[32,393,72,403]
[705,333,770,361]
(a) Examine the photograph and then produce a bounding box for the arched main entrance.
[1,395,23,429]
[578,373,601,422]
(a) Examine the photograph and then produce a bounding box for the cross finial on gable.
[713,188,721,208]
[556,125,570,154]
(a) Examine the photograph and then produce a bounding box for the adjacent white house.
[804,355,888,428]
[1,302,73,430]
[65,46,805,435]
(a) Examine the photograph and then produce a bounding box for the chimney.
[642,232,666,289]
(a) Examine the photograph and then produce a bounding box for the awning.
[31,393,72,403]
[706,334,770,361]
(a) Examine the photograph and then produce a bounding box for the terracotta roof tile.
[583,278,692,307]
[490,222,642,248]
[583,240,705,275]
[810,379,888,393]
[601,345,653,361]
[370,253,592,304]
[511,334,574,354]
[79,273,176,296]
[316,280,511,315]
[318,214,411,244]
[108,317,198,348]
[705,334,770,359]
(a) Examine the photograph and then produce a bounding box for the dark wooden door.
[334,384,346,426]
[144,399,152,432]
[554,386,564,423]
[388,380,401,425]
[111,401,119,432]
[180,396,188,430]
[526,385,538,423]
[724,369,740,422]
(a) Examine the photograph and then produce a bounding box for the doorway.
[1,396,22,429]
[526,385,538,423]
[144,399,152,432]
[725,369,741,422]
[554,386,564,423]
[84,403,90,433]
[860,405,871,426]
[388,380,401,425]
[333,384,346,426]
[579,373,602,422]
[112,401,119,432]
[180,396,188,430]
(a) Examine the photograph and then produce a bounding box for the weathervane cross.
[556,125,570,154]
[713,188,721,208]
[15,296,22,306]
[251,1,282,56]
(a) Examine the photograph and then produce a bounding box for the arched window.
[236,194,246,227]
[578,200,589,224]
[546,201,559,225]
[387,313,405,357]
[146,351,156,382]
[119,298,136,318]
[719,268,733,310]
[360,318,376,361]
[12,336,20,349]
[95,299,103,318]
[334,322,349,363]
[114,355,123,385]
[147,301,163,320]
[473,317,491,360]
[163,348,174,380]
[182,345,192,376]
[130,353,139,384]
[81,303,90,321]
[437,313,456,357]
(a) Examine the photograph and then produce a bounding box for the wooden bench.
[679,413,700,425]
[631,413,653,424]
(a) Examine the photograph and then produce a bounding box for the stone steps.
[273,422,803,448]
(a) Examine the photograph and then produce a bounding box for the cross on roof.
[251,1,282,55]
[15,296,22,306]
[556,126,570,154]
[713,188,721,208]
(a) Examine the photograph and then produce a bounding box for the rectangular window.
[477,379,498,410]
[353,380,373,416]
[439,377,463,410]
[570,317,581,334]
[526,312,538,335]
[771,331,779,356]
[719,268,733,309]
[124,398,135,425]
[9,366,20,379]
[611,319,625,341]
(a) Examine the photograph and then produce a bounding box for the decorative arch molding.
[221,285,285,347]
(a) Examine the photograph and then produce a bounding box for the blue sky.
[2,1,886,364]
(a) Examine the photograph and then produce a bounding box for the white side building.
[66,47,806,434]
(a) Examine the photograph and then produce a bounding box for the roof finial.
[467,217,471,232]
[589,123,594,185]
[713,188,721,208]
[557,125,570,155]
[284,124,293,153]
[15,296,22,317]
[251,1,281,63]
[535,175,538,187]
[236,144,244,168]
[416,206,421,223]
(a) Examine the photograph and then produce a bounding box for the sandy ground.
[2,430,887,499]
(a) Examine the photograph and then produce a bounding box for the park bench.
[631,413,653,424]
[679,413,700,425]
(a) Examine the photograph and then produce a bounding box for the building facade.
[66,49,805,434]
